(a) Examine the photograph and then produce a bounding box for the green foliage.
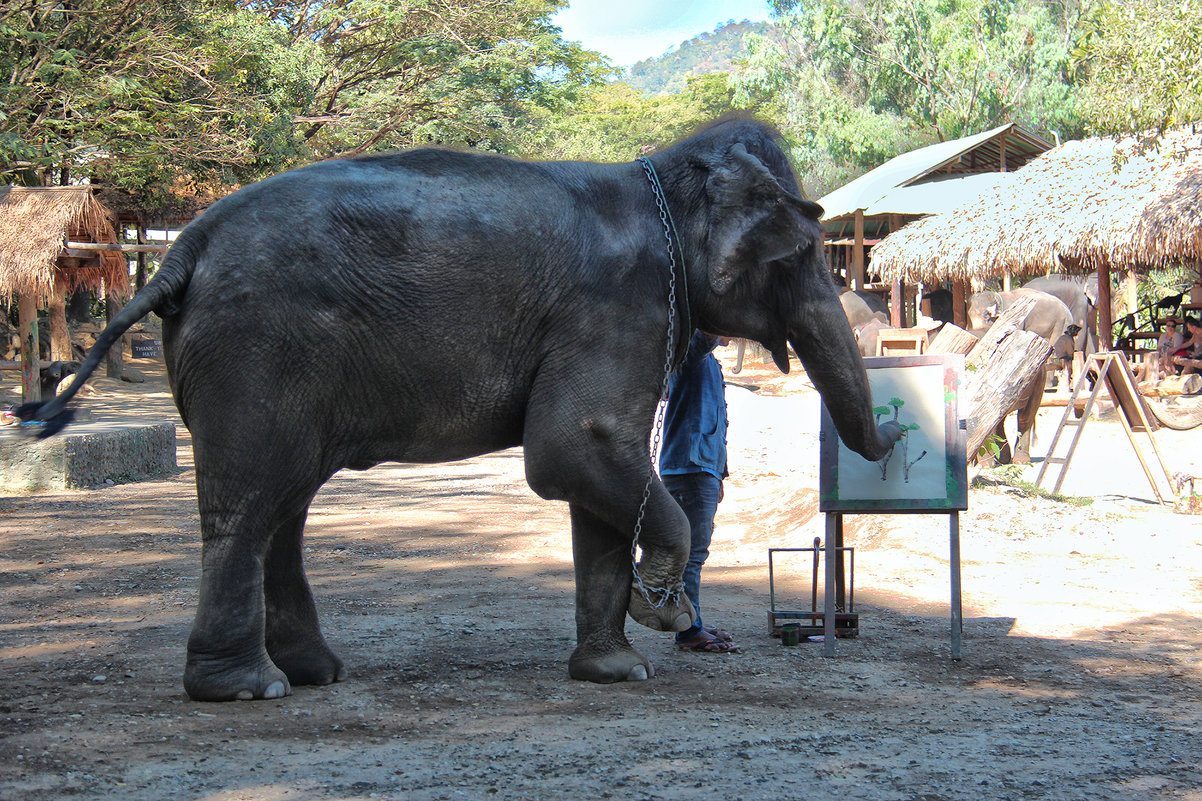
[0,0,609,198]
[1072,0,1202,138]
[973,464,1093,505]
[0,0,304,199]
[627,20,774,96]
[251,0,612,158]
[512,72,741,162]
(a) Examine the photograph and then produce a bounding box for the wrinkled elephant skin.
[21,119,902,700]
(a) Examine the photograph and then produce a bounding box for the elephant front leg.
[567,504,690,683]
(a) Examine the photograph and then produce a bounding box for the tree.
[244,0,612,158]
[0,1,303,197]
[513,73,741,162]
[767,0,1086,142]
[1072,0,1202,139]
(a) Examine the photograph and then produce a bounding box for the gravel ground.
[2,352,1200,801]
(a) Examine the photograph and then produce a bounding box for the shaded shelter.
[819,123,1052,324]
[869,127,1202,347]
[0,186,130,403]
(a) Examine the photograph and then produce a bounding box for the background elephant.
[968,288,1078,464]
[1023,273,1099,365]
[838,287,889,330]
[22,119,901,701]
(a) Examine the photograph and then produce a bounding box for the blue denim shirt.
[659,331,728,480]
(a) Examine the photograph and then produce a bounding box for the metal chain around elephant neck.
[629,156,692,611]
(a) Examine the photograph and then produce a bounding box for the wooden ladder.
[1035,351,1174,503]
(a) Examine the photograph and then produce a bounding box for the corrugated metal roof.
[863,172,1013,216]
[818,123,1051,221]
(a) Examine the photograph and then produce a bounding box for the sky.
[552,1,775,68]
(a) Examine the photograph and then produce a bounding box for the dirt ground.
[2,347,1201,801]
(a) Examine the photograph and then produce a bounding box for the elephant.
[1022,273,1099,367]
[838,288,889,330]
[967,288,1079,464]
[19,118,902,701]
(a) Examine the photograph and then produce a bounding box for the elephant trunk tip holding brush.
[18,118,902,701]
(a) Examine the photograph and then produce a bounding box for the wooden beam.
[18,292,40,404]
[853,209,865,291]
[65,241,168,254]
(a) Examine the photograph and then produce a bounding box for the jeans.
[662,471,722,641]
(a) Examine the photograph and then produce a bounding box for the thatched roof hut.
[0,186,128,303]
[869,127,1202,285]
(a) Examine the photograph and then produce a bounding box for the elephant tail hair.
[13,237,200,437]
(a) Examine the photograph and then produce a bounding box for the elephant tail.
[13,232,203,437]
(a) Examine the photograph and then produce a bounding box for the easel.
[1035,351,1174,502]
[809,355,968,660]
[821,511,962,659]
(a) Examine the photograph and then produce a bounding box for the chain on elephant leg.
[627,549,695,632]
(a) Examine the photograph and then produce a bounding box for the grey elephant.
[968,288,1078,464]
[1023,273,1099,365]
[838,287,889,329]
[20,119,901,701]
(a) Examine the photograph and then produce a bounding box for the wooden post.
[1097,263,1113,349]
[952,279,968,329]
[48,290,72,361]
[18,292,40,404]
[890,279,903,327]
[853,210,865,291]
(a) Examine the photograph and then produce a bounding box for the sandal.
[703,626,733,643]
[676,630,740,653]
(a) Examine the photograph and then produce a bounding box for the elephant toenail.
[235,689,254,700]
[627,665,649,681]
[264,681,287,699]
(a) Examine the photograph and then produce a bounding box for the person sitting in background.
[1171,316,1202,375]
[1156,316,1184,377]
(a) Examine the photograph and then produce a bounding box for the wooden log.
[927,323,979,356]
[962,295,1054,457]
[18,292,40,404]
[1143,374,1202,396]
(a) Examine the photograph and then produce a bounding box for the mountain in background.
[625,19,774,95]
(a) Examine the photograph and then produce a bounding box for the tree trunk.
[927,323,979,356]
[47,292,72,361]
[962,296,1054,458]
[18,292,40,404]
[105,291,124,379]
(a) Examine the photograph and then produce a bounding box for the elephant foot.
[184,651,292,702]
[569,644,655,684]
[627,584,695,632]
[268,639,347,687]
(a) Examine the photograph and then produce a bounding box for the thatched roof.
[870,127,1202,283]
[0,186,128,302]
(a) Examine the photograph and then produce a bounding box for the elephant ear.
[704,142,823,295]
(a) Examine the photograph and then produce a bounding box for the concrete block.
[0,421,177,492]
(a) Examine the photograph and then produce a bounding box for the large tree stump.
[962,295,1053,457]
[927,323,979,356]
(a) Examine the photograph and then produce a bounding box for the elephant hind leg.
[264,505,346,687]
[184,430,332,701]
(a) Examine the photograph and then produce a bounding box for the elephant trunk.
[789,293,902,462]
